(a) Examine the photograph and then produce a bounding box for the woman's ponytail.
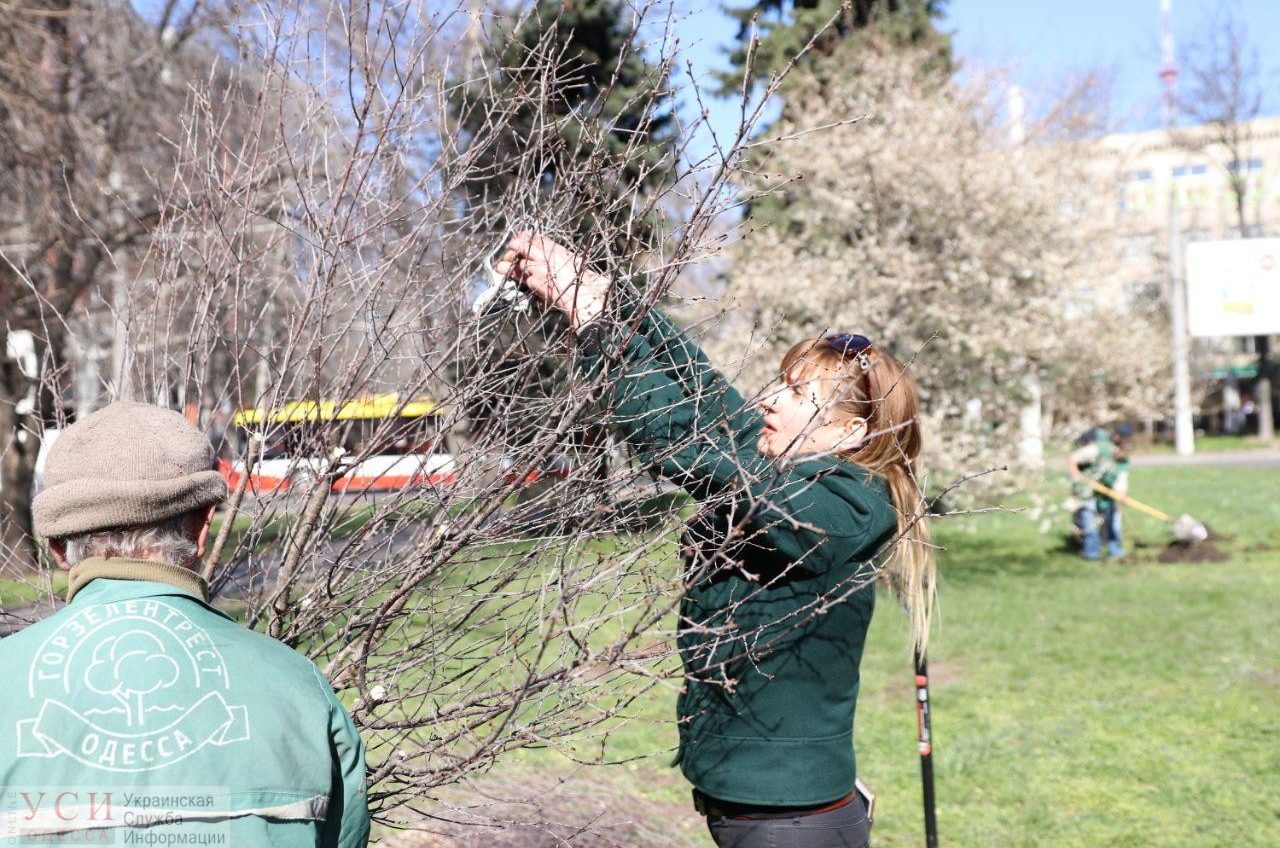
[779,339,936,651]
[854,357,934,653]
[881,461,935,653]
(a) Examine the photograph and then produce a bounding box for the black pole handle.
[915,648,939,848]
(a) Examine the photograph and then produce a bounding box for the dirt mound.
[1198,524,1230,543]
[376,770,702,848]
[1157,540,1231,564]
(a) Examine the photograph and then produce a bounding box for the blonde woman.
[499,233,934,848]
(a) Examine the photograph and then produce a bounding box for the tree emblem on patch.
[16,599,250,772]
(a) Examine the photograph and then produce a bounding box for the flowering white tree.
[703,42,1169,482]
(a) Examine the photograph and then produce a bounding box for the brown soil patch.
[1156,541,1231,564]
[864,659,964,708]
[374,768,703,848]
[1249,670,1280,691]
[1199,524,1231,543]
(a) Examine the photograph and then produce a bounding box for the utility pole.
[1161,0,1195,455]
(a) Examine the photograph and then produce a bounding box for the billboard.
[1184,238,1280,337]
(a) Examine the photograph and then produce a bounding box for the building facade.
[1092,115,1280,434]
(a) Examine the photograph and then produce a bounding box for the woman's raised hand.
[495,231,609,330]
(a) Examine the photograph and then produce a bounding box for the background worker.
[1068,426,1132,560]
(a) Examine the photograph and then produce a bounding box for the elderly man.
[0,402,370,847]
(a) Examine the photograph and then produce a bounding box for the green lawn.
[5,464,1276,847]
[499,464,1280,847]
[1134,434,1276,455]
[0,569,66,610]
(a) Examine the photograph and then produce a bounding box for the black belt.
[693,789,857,820]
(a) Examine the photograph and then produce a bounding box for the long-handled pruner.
[915,648,939,848]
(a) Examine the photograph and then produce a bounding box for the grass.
[1134,434,1276,455]
[493,464,1280,847]
[0,569,66,610]
[1043,433,1276,462]
[5,466,1275,846]
[849,465,1280,847]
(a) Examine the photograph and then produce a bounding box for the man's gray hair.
[62,512,201,569]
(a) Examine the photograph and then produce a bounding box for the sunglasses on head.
[824,334,875,371]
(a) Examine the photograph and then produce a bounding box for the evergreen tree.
[453,0,676,248]
[721,0,950,96]
[720,1,948,224]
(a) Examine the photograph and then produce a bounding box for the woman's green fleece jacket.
[579,304,898,807]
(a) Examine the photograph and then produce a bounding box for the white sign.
[1185,238,1280,337]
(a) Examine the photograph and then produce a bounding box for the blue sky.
[673,0,1280,159]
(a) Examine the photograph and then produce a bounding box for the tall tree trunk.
[0,264,73,574]
[1226,159,1272,442]
[1257,336,1274,441]
[1232,174,1248,237]
[1220,176,1272,439]
[0,330,41,573]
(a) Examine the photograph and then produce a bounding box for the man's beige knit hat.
[33,401,228,539]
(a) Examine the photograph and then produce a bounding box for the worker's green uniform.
[1070,431,1130,559]
[1071,431,1124,505]
[0,558,370,846]
[1096,456,1131,506]
[580,306,898,806]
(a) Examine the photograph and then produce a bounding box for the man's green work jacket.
[0,557,370,847]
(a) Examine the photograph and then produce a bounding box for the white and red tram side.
[330,451,457,493]
[220,395,456,494]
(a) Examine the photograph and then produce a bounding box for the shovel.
[1082,478,1208,543]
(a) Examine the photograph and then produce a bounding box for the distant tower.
[1159,0,1178,131]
